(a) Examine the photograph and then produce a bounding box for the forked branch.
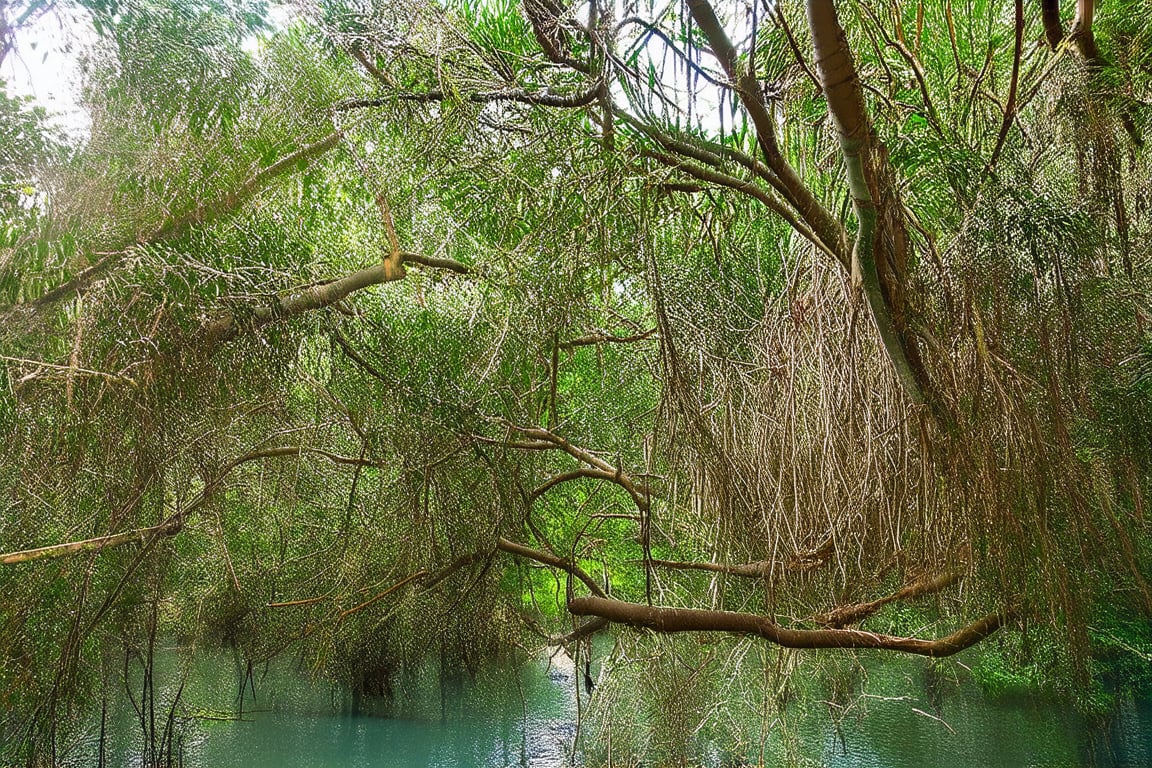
[568,596,1010,657]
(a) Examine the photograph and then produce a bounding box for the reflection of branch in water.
[185,708,270,722]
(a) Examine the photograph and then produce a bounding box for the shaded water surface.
[74,645,1152,767]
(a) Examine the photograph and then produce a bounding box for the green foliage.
[0,0,1151,763]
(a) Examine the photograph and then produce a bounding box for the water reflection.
[74,644,1152,768]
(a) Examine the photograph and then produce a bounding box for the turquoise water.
[810,662,1152,768]
[70,644,1152,768]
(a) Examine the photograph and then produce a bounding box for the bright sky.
[2,5,92,140]
[3,0,749,146]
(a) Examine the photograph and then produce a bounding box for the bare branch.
[641,150,840,264]
[0,445,385,566]
[495,537,607,599]
[568,596,1011,657]
[986,0,1024,172]
[645,557,772,578]
[202,252,469,342]
[685,0,847,259]
[530,467,653,502]
[334,84,601,112]
[813,570,962,628]
[560,327,657,349]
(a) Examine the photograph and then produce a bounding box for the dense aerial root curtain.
[568,597,1011,658]
[805,0,936,413]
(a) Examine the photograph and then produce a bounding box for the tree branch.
[568,596,1010,657]
[813,570,962,628]
[529,467,652,502]
[15,131,344,314]
[807,0,936,412]
[986,0,1024,172]
[645,557,772,578]
[1041,0,1064,50]
[334,84,601,112]
[1070,0,1142,145]
[560,327,657,349]
[495,537,607,599]
[202,252,469,342]
[641,150,840,264]
[0,445,384,566]
[685,0,847,260]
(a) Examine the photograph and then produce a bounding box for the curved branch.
[529,467,652,503]
[202,252,469,342]
[808,0,934,411]
[1070,0,1143,145]
[642,150,840,264]
[13,132,344,315]
[504,424,650,509]
[615,16,732,90]
[568,596,1010,657]
[0,445,384,566]
[685,0,848,260]
[495,537,607,599]
[523,0,591,74]
[813,570,962,628]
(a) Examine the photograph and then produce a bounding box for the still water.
[72,643,1152,768]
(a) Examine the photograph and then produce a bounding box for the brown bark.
[0,446,382,566]
[336,85,602,112]
[560,328,657,349]
[529,467,653,502]
[814,570,961,628]
[986,0,1024,172]
[646,557,772,578]
[1041,0,1064,50]
[502,424,651,509]
[568,596,1010,657]
[495,537,608,599]
[685,0,848,261]
[1070,0,1142,145]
